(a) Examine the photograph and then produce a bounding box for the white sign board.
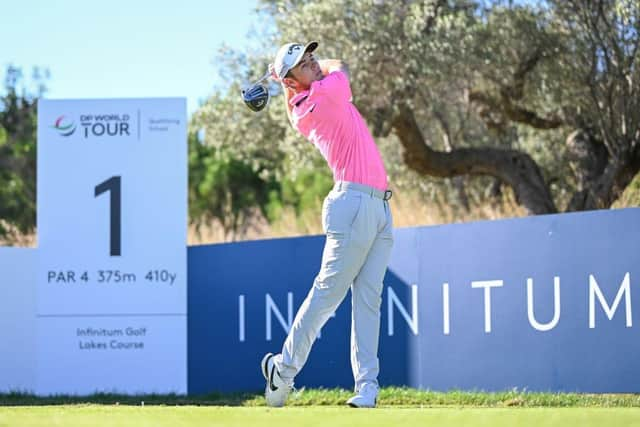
[0,248,36,393]
[37,98,187,394]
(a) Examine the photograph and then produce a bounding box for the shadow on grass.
[0,391,264,407]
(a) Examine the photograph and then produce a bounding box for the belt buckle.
[383,190,393,201]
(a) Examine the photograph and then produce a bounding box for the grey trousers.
[275,181,394,390]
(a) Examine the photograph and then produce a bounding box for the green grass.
[1,389,640,427]
[1,406,639,427]
[1,387,639,407]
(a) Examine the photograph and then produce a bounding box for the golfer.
[261,41,393,408]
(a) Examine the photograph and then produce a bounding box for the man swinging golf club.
[260,41,394,408]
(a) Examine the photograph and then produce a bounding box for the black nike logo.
[262,355,271,380]
[269,365,279,391]
[294,96,308,107]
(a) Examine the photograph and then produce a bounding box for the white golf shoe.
[261,353,292,407]
[346,383,379,408]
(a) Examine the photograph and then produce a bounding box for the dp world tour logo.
[51,115,77,137]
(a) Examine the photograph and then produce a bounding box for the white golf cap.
[273,41,319,80]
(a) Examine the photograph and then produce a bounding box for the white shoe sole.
[347,400,376,408]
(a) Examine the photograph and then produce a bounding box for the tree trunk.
[392,104,557,215]
[567,144,640,211]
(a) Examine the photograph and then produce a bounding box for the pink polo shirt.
[289,71,388,191]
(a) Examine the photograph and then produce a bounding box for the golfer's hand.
[269,63,278,81]
[319,59,349,79]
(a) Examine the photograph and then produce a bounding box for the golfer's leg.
[276,192,369,382]
[350,204,393,390]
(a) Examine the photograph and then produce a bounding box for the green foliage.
[277,169,333,218]
[188,128,332,240]
[0,65,43,242]
[3,2,635,241]
[192,0,639,223]
[188,131,279,240]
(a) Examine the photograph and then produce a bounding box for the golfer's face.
[291,52,322,88]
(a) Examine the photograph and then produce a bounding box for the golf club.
[242,69,272,112]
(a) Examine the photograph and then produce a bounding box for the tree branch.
[392,103,557,215]
[469,90,564,129]
[511,48,543,100]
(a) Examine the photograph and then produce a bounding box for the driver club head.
[241,68,273,112]
[242,83,271,112]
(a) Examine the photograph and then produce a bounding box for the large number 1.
[95,176,122,256]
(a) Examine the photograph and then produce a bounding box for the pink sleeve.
[313,71,352,103]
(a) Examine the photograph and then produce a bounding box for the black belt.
[334,181,392,201]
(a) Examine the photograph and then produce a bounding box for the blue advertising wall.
[188,208,640,394]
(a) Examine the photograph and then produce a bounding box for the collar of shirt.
[289,90,310,107]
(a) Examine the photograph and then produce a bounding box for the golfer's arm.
[283,86,295,126]
[319,59,350,79]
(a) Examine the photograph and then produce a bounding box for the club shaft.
[251,69,271,86]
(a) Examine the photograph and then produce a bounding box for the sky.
[1,0,261,114]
